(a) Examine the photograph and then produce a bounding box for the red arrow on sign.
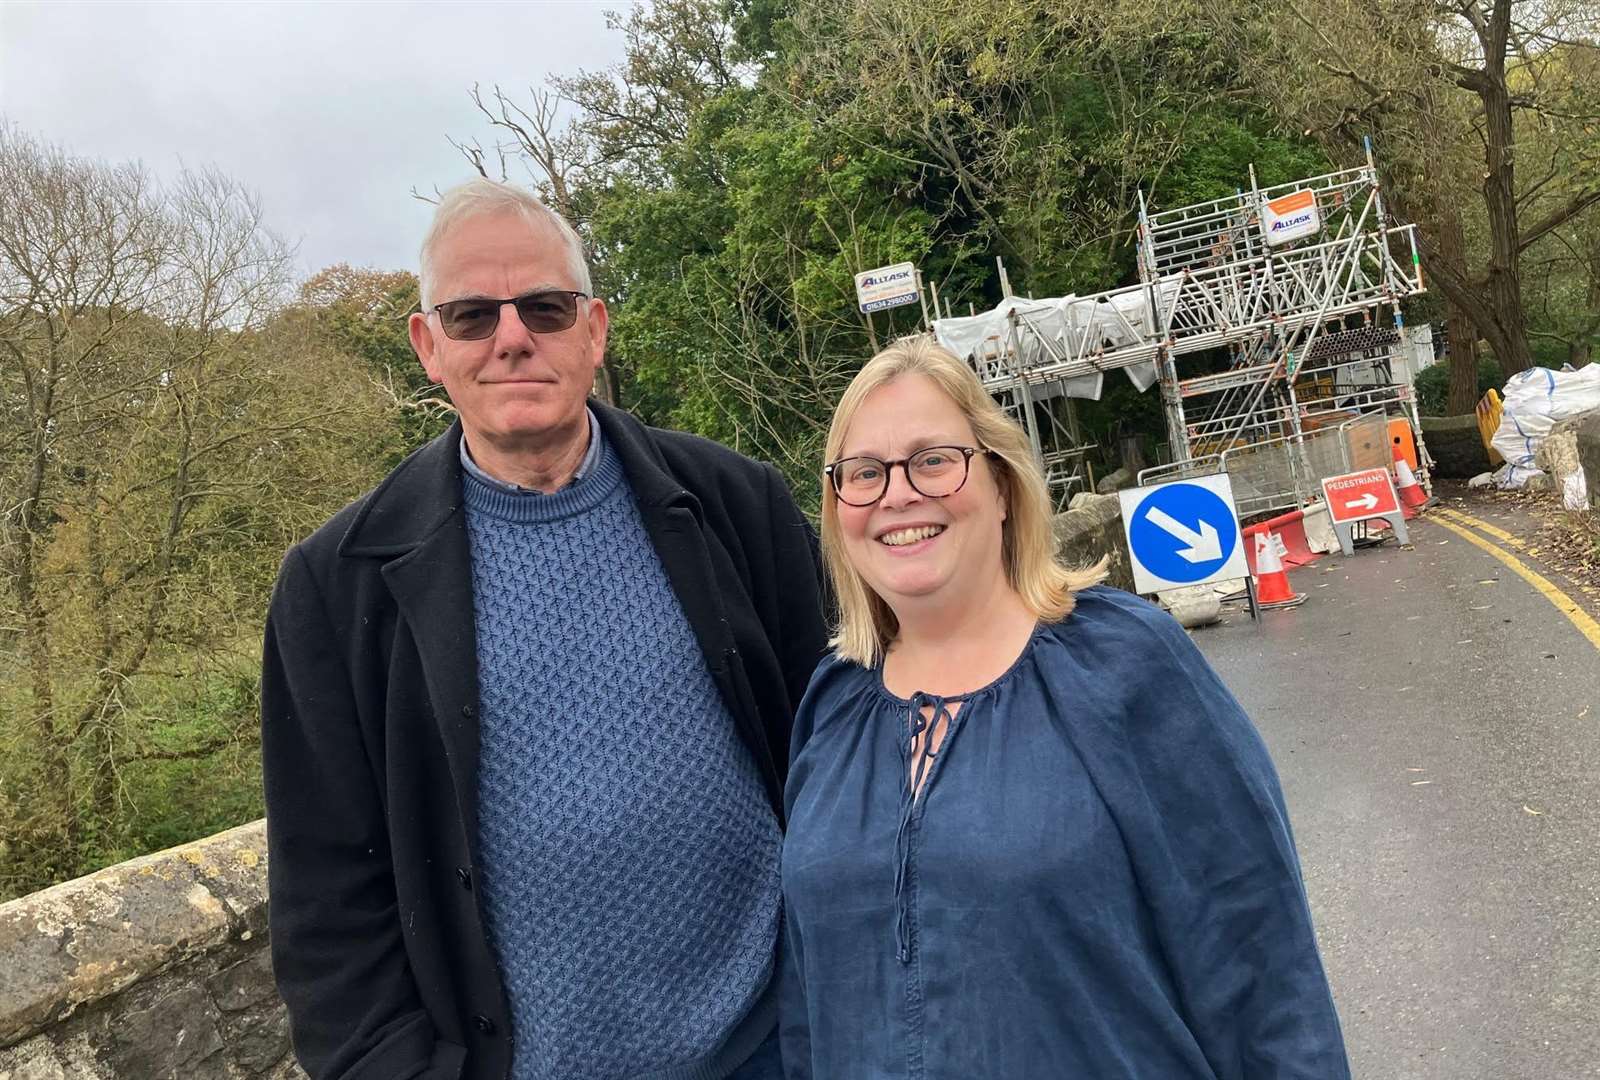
[1320,468,1401,525]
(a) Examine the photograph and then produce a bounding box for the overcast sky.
[1,0,628,279]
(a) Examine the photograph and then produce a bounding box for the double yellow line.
[1429,505,1600,652]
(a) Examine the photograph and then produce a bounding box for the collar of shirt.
[458,407,602,496]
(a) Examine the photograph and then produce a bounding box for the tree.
[0,129,394,896]
[1210,0,1600,397]
[454,0,1333,497]
[1,127,170,867]
[297,264,452,464]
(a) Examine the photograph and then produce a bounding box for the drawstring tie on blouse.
[894,692,957,964]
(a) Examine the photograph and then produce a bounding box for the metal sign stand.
[1332,512,1409,556]
[1245,575,1262,624]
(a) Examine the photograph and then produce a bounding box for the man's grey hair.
[418,179,592,311]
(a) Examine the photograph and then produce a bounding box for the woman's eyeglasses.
[429,289,589,341]
[825,445,994,507]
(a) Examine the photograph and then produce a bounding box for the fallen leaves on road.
[1454,481,1600,604]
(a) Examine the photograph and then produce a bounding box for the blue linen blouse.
[778,586,1350,1080]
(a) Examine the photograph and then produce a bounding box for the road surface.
[1196,500,1600,1080]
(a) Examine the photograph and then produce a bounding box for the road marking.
[1428,508,1600,653]
[1433,506,1523,548]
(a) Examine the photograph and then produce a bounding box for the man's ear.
[409,311,443,383]
[585,297,610,372]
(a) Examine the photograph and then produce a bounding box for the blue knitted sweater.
[462,432,783,1080]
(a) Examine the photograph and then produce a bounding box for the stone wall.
[1053,493,1134,591]
[0,821,303,1080]
[1577,412,1600,509]
[1420,414,1494,479]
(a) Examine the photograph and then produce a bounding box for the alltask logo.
[863,269,912,288]
[1271,211,1315,233]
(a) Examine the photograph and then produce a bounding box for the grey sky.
[0,0,627,279]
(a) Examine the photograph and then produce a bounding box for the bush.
[1415,356,1505,416]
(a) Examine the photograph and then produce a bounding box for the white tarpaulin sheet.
[933,297,1061,365]
[933,280,1179,400]
[1490,365,1600,490]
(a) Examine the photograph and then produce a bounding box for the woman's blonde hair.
[822,335,1107,666]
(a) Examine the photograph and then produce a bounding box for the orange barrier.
[1242,507,1320,577]
[1388,418,1419,473]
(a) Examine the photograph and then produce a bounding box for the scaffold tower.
[932,138,1428,510]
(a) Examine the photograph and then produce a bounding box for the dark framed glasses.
[825,445,994,507]
[430,289,589,341]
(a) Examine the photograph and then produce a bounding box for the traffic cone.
[1394,457,1428,515]
[1253,530,1306,609]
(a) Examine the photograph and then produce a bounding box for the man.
[261,178,828,1080]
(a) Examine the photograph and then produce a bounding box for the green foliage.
[0,663,266,898]
[1413,356,1504,416]
[544,0,1334,491]
[589,83,941,497]
[114,670,265,861]
[298,265,452,465]
[1,129,402,898]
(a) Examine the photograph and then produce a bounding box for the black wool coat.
[260,403,830,1080]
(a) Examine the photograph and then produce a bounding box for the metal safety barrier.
[1134,411,1396,520]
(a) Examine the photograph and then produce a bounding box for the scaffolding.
[932,138,1428,512]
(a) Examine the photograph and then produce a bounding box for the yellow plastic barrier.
[1475,388,1505,465]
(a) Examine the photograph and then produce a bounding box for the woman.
[779,337,1350,1079]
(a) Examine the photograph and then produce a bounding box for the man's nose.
[491,301,536,354]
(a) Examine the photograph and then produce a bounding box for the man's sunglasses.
[430,289,589,341]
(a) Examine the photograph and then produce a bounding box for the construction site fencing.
[1136,454,1224,488]
[1135,412,1391,520]
[1186,384,1410,448]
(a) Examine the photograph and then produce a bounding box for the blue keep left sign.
[1116,474,1248,595]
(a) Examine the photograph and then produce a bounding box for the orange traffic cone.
[1253,530,1306,609]
[1394,457,1428,515]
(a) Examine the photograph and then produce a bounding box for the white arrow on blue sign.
[1116,473,1250,595]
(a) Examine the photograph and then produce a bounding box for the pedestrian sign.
[1319,467,1409,554]
[1117,474,1249,595]
[1320,468,1401,525]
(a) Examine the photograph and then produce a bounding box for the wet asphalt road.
[1194,511,1600,1080]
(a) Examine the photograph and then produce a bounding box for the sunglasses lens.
[515,290,580,333]
[434,291,584,340]
[436,300,499,341]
